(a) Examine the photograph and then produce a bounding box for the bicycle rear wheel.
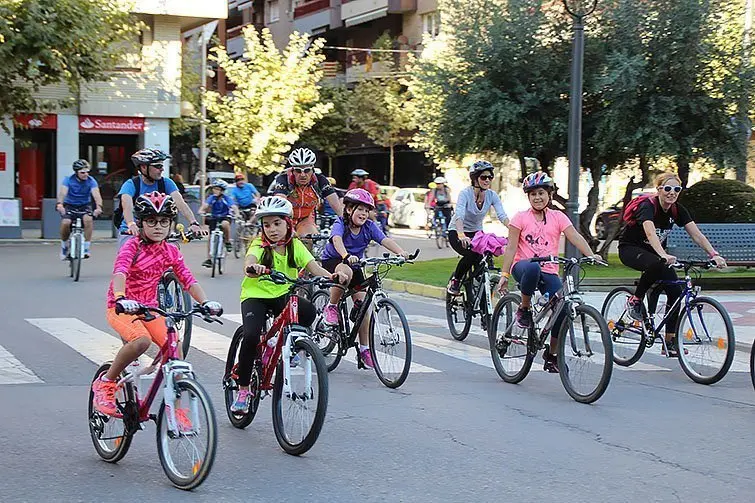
[233,225,242,259]
[446,281,472,341]
[71,234,82,282]
[601,286,646,366]
[677,296,735,385]
[88,363,134,462]
[370,298,412,388]
[223,327,261,429]
[488,294,534,383]
[161,273,193,357]
[272,336,328,456]
[156,378,217,490]
[750,340,755,391]
[310,290,342,371]
[558,304,613,404]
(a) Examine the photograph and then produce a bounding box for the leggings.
[237,295,316,386]
[511,260,566,337]
[449,230,481,280]
[618,244,683,333]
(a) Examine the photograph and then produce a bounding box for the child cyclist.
[92,192,223,418]
[496,173,600,373]
[200,179,237,267]
[231,196,348,413]
[320,188,409,369]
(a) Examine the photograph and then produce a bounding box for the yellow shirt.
[240,238,314,300]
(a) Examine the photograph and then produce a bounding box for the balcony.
[129,0,227,25]
[294,0,330,18]
[345,60,406,83]
[387,0,416,13]
[341,0,389,27]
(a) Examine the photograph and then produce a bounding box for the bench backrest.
[666,223,755,265]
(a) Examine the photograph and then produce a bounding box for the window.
[268,0,280,23]
[421,11,441,38]
[114,31,143,71]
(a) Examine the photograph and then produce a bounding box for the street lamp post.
[563,0,597,260]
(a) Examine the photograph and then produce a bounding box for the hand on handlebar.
[115,298,140,314]
[712,255,727,269]
[496,276,509,295]
[246,264,268,277]
[459,236,472,249]
[127,222,140,235]
[345,254,359,265]
[332,271,350,285]
[93,207,102,218]
[661,253,677,266]
[201,300,223,316]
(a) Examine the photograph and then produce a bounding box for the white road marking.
[0,344,43,384]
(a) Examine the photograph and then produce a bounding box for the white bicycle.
[66,209,88,282]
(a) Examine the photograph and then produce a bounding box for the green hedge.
[679,179,755,223]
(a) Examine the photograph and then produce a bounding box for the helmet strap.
[140,165,156,184]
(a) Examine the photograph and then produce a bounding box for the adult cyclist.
[268,147,343,238]
[56,159,103,259]
[427,176,453,234]
[199,179,237,267]
[230,173,260,222]
[447,160,509,295]
[117,149,204,248]
[348,169,380,204]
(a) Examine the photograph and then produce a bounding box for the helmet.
[522,172,554,193]
[469,160,494,176]
[234,173,245,181]
[210,179,227,190]
[131,148,170,168]
[256,195,293,219]
[434,176,447,184]
[351,169,369,177]
[343,188,375,209]
[133,192,177,221]
[288,147,316,167]
[327,177,336,185]
[72,159,90,172]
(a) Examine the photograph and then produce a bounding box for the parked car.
[389,188,429,229]
[595,191,655,239]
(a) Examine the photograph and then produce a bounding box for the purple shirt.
[321,217,386,261]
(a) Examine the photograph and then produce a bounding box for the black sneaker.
[662,338,688,357]
[543,351,559,373]
[225,241,232,252]
[202,259,212,268]
[626,296,644,321]
[447,278,461,295]
[515,307,533,329]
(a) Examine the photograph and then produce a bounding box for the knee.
[131,336,151,353]
[336,264,353,278]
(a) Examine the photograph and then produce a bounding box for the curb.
[0,239,117,246]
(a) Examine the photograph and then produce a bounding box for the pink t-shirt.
[510,208,573,274]
[106,238,197,308]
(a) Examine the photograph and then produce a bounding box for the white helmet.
[255,195,293,218]
[288,147,316,167]
[434,176,447,184]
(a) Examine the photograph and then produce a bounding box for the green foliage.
[679,179,755,223]
[299,85,353,161]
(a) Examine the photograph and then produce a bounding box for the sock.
[101,375,113,382]
[61,240,67,247]
[360,344,369,351]
[85,241,91,249]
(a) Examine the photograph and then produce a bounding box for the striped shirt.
[106,238,197,308]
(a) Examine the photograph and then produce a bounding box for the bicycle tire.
[88,363,134,462]
[557,304,613,404]
[601,286,646,366]
[233,225,242,259]
[156,378,217,490]
[750,340,755,391]
[310,290,342,371]
[272,336,328,456]
[223,327,260,429]
[488,294,534,383]
[72,234,82,282]
[676,296,735,385]
[435,225,442,249]
[161,272,194,358]
[446,281,473,341]
[369,297,412,388]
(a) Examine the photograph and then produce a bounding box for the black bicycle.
[446,253,501,341]
[310,250,420,388]
[488,256,613,404]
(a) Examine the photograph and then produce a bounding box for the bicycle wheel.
[223,327,261,429]
[601,287,646,366]
[676,296,735,385]
[435,226,443,249]
[71,233,82,282]
[446,281,472,341]
[750,340,755,391]
[557,304,613,404]
[310,290,342,371]
[161,273,194,358]
[233,224,242,259]
[488,294,534,383]
[272,336,328,456]
[369,298,412,388]
[156,378,217,490]
[88,363,135,462]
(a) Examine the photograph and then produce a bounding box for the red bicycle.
[223,270,341,455]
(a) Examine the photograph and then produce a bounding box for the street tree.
[299,85,353,176]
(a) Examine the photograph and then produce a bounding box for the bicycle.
[66,209,89,282]
[223,271,336,455]
[200,213,227,278]
[446,252,502,340]
[488,256,613,404]
[233,207,259,259]
[310,250,420,388]
[750,339,755,391]
[602,259,735,385]
[88,304,221,490]
[431,211,450,249]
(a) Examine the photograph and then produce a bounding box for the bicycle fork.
[162,360,196,437]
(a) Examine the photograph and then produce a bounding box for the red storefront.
[14,114,57,219]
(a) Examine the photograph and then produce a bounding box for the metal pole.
[565,14,585,260]
[738,0,754,183]
[199,34,208,199]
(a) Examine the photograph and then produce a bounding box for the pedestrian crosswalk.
[0,314,746,386]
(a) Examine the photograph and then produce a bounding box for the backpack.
[113,176,166,228]
[622,194,678,228]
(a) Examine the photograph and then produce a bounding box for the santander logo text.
[79,115,145,132]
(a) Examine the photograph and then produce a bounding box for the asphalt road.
[0,240,753,502]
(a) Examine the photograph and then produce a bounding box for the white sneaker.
[60,244,69,261]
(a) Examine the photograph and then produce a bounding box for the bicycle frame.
[210,229,225,259]
[68,214,86,258]
[257,294,303,395]
[337,272,388,350]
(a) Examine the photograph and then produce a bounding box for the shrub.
[679,179,755,223]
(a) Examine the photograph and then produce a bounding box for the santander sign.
[79,115,145,132]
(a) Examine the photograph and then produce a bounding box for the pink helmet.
[343,188,375,209]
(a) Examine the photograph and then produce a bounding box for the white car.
[389,188,430,229]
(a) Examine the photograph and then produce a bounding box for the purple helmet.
[343,188,375,209]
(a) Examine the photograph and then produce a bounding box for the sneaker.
[626,295,644,321]
[447,278,461,295]
[84,243,91,259]
[543,352,559,373]
[60,244,69,261]
[202,259,212,268]
[225,241,232,252]
[661,339,688,357]
[91,375,118,416]
[230,389,252,414]
[323,304,339,326]
[173,407,193,433]
[515,307,533,329]
[359,347,374,369]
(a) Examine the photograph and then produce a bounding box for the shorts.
[206,216,231,231]
[63,204,92,220]
[293,212,316,232]
[322,258,366,289]
[106,307,169,348]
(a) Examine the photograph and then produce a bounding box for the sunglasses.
[660,185,682,193]
[149,162,164,169]
[144,218,172,228]
[294,167,313,174]
[479,174,494,181]
[76,170,90,174]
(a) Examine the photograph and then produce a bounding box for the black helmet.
[72,159,90,171]
[131,148,170,168]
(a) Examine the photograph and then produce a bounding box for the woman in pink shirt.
[496,173,598,372]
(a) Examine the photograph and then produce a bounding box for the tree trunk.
[579,163,602,251]
[389,143,395,186]
[676,155,691,188]
[328,156,333,177]
[518,153,527,180]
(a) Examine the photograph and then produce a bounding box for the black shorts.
[322,258,366,289]
[206,216,231,231]
[63,204,92,220]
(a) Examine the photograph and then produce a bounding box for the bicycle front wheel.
[446,282,472,341]
[601,287,646,366]
[71,234,82,282]
[488,294,534,384]
[676,296,735,385]
[370,298,412,388]
[558,304,613,404]
[750,340,755,391]
[161,273,193,357]
[156,378,217,490]
[272,336,329,456]
[88,363,134,462]
[310,290,342,371]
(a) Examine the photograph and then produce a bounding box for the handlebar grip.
[115,303,124,315]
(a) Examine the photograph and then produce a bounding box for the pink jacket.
[471,232,508,257]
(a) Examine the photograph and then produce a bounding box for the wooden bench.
[666,223,755,267]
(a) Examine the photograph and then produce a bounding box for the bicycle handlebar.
[300,233,331,243]
[248,268,345,289]
[115,303,223,324]
[359,248,420,267]
[670,259,717,270]
[529,255,608,267]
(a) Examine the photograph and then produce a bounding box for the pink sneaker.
[359,347,374,369]
[173,407,193,433]
[91,375,118,416]
[324,304,339,326]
